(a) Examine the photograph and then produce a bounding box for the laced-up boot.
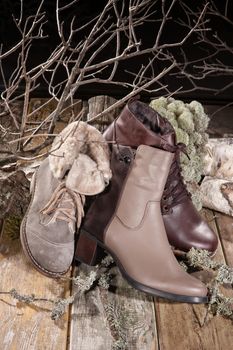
[79,145,208,303]
[75,99,218,265]
[20,158,85,277]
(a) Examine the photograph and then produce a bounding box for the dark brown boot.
[75,99,218,265]
[80,145,208,303]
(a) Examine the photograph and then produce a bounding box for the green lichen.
[98,272,112,289]
[150,97,210,210]
[177,111,195,133]
[105,301,136,350]
[1,249,233,326]
[173,127,189,145]
[216,265,233,285]
[185,248,233,323]
[9,288,36,304]
[189,101,209,131]
[72,270,98,292]
[209,285,233,319]
[51,296,75,320]
[186,247,217,269]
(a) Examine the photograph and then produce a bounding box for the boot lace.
[161,142,191,213]
[40,182,85,232]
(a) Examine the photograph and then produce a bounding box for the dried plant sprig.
[0,288,54,304]
[51,296,75,321]
[1,248,233,325]
[208,284,233,320]
[98,272,112,290]
[104,302,136,350]
[216,265,233,285]
[185,248,233,323]
[186,247,218,270]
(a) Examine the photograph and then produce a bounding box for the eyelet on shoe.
[123,156,131,164]
[162,195,167,201]
[163,205,169,212]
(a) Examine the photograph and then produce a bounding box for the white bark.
[200,176,233,216]
[203,138,233,180]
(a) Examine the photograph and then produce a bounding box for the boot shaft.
[104,99,176,149]
[104,99,190,212]
[110,145,174,231]
[80,99,181,244]
[75,99,218,264]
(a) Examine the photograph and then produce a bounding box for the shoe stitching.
[20,166,69,277]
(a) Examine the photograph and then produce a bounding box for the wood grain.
[215,212,233,266]
[0,170,30,219]
[69,264,158,350]
[87,95,120,132]
[0,219,71,350]
[0,98,81,350]
[155,209,233,350]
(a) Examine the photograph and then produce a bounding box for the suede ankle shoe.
[20,158,84,277]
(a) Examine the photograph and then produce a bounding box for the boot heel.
[75,230,105,266]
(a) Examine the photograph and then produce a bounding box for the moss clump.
[150,98,210,210]
[184,248,233,322]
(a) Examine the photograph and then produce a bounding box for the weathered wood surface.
[0,101,23,156]
[0,210,233,350]
[69,264,158,350]
[87,95,121,132]
[0,100,74,350]
[215,212,233,266]
[68,95,158,350]
[0,170,30,219]
[154,209,233,350]
[1,98,233,350]
[0,220,71,350]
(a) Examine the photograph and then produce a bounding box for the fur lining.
[129,101,174,135]
[49,121,112,195]
[66,154,107,195]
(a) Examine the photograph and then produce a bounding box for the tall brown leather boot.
[75,99,218,265]
[79,145,208,303]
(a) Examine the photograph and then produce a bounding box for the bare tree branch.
[0,0,232,166]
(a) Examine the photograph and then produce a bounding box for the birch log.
[203,138,233,180]
[200,176,233,216]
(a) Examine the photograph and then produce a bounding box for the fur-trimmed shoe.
[20,121,112,277]
[20,158,82,277]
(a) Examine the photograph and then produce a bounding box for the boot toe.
[164,199,219,254]
[192,222,218,255]
[25,230,74,276]
[182,275,208,298]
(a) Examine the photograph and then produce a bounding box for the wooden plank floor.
[0,209,233,350]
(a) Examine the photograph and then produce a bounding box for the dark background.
[0,0,233,104]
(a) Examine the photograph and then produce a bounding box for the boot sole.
[20,169,70,278]
[79,229,209,304]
